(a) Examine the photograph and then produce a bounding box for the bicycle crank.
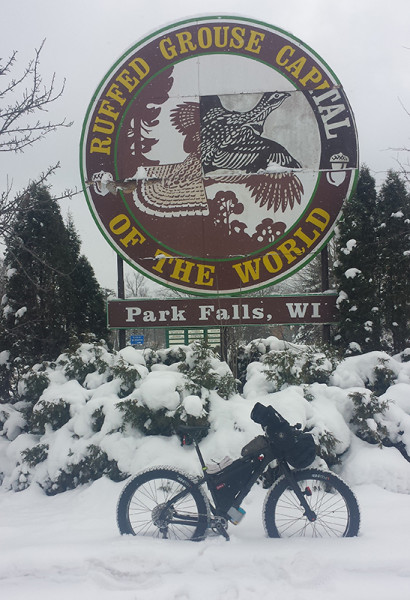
[210,516,230,541]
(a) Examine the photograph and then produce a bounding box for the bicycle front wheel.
[263,468,360,538]
[117,467,210,540]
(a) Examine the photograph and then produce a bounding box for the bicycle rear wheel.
[263,468,360,538]
[117,467,210,540]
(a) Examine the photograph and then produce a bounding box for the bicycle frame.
[198,444,272,514]
[174,435,317,527]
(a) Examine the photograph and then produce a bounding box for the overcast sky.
[2,0,409,291]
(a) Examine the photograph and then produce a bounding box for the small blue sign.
[130,334,144,346]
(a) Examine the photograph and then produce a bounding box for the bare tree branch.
[387,98,410,186]
[0,40,72,153]
[0,41,77,241]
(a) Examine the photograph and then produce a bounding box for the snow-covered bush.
[315,430,342,466]
[20,443,49,467]
[29,398,71,435]
[111,358,143,398]
[39,444,127,495]
[349,390,389,446]
[18,369,50,405]
[261,345,339,391]
[369,358,396,395]
[235,336,293,388]
[57,343,112,385]
[0,337,410,495]
[178,342,237,399]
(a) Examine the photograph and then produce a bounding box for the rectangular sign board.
[107,294,338,329]
[130,334,144,345]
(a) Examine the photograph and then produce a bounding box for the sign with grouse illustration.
[81,16,358,296]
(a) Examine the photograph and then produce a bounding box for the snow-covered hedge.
[1,338,410,495]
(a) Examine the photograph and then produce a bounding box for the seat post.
[193,439,207,472]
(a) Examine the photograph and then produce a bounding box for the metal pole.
[321,247,330,345]
[117,255,126,349]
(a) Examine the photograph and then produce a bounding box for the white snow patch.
[345,268,361,279]
[135,370,185,411]
[342,239,357,254]
[0,350,10,366]
[182,395,204,417]
[14,306,27,320]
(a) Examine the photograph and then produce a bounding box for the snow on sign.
[80,16,358,296]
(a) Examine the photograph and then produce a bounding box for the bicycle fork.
[281,464,317,522]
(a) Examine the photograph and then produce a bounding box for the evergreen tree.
[0,184,107,373]
[333,166,382,353]
[70,255,107,341]
[377,170,410,353]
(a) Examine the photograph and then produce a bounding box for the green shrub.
[178,341,231,398]
[400,349,410,363]
[315,431,341,466]
[300,351,338,385]
[118,395,211,439]
[161,346,187,366]
[369,358,396,396]
[143,348,160,370]
[58,343,110,385]
[112,357,141,398]
[262,346,338,391]
[216,372,238,400]
[235,340,266,389]
[21,370,50,404]
[28,399,71,435]
[349,391,389,446]
[40,445,127,495]
[118,399,175,436]
[21,443,49,467]
[10,466,31,492]
[91,407,105,432]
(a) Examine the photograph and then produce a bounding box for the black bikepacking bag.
[250,402,316,469]
[208,456,255,512]
[284,430,317,469]
[240,435,271,457]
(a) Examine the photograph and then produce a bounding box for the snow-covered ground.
[1,340,410,598]
[1,470,410,600]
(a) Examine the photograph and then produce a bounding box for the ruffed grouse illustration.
[200,92,301,174]
[95,92,303,216]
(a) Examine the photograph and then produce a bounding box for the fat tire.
[263,468,360,538]
[116,467,210,540]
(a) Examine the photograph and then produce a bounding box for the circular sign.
[80,16,358,296]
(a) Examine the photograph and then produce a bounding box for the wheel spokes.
[128,477,202,540]
[274,479,349,538]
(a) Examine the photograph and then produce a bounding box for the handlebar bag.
[285,430,317,469]
[251,402,316,468]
